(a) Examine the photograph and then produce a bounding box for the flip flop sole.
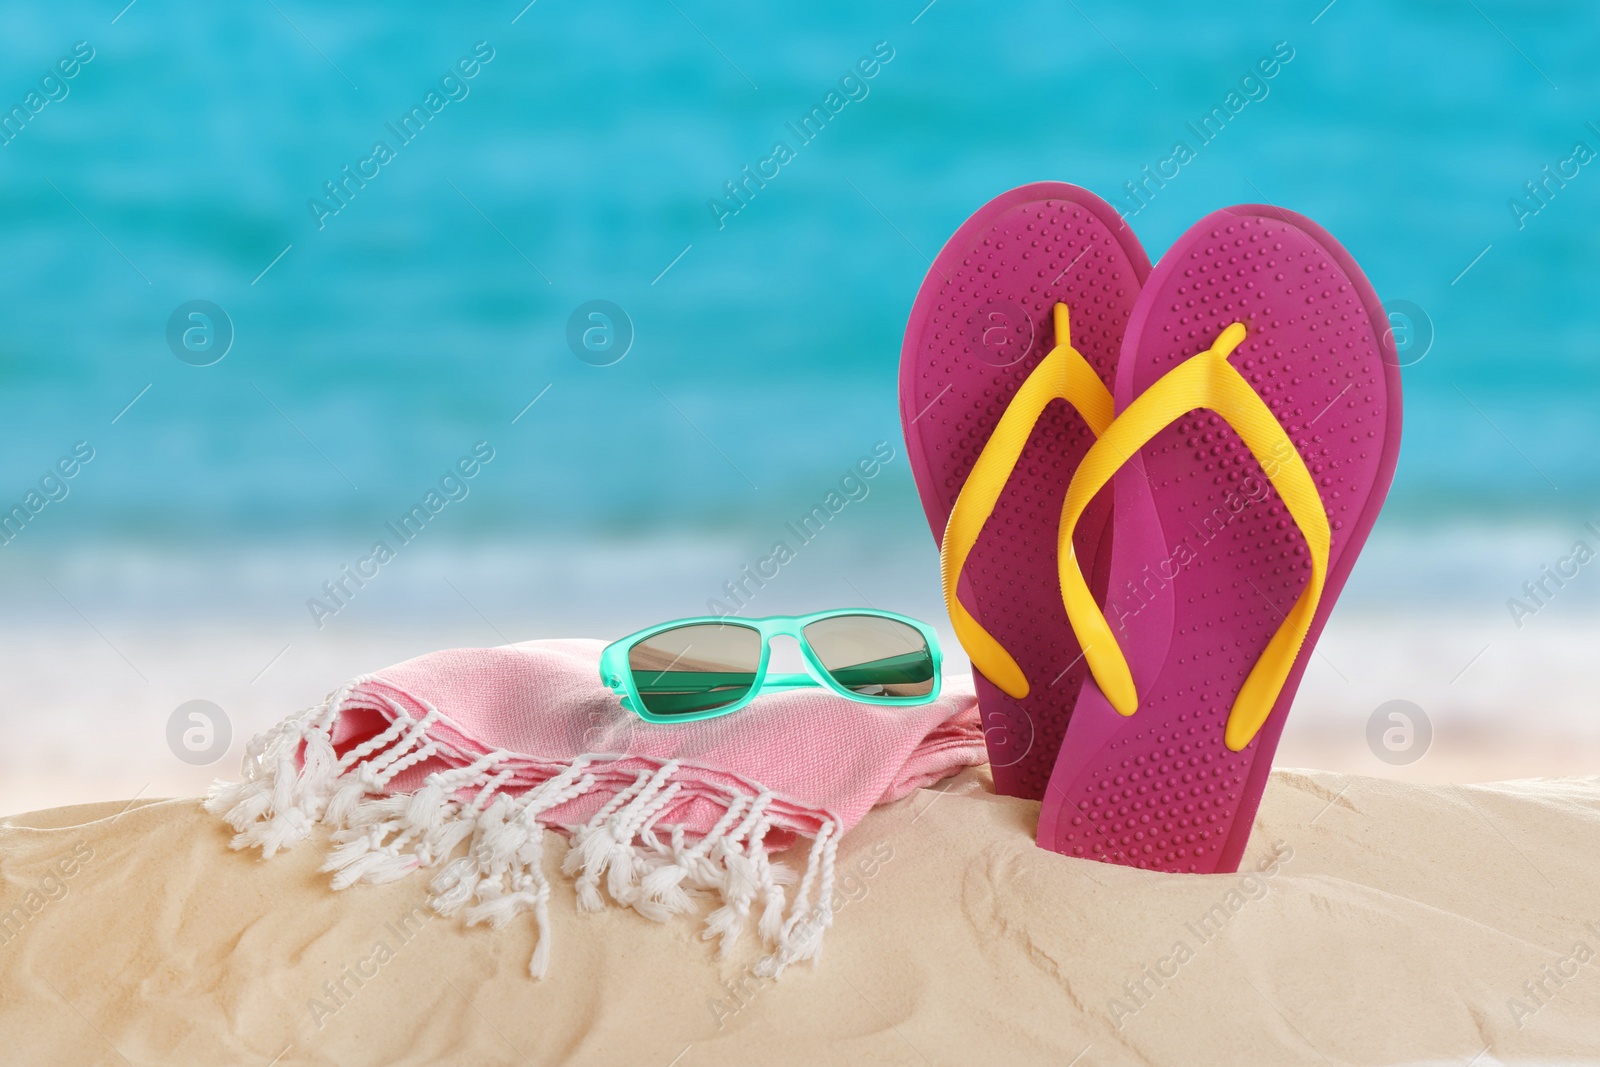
[1036,205,1402,871]
[900,183,1150,799]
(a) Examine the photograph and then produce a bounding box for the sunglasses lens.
[627,623,762,717]
[802,615,935,699]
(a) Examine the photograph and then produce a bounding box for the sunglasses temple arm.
[759,672,824,692]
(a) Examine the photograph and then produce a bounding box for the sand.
[2,767,1598,1066]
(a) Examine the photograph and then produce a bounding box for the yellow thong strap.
[939,303,1114,700]
[1056,323,1331,751]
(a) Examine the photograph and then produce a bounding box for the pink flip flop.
[899,183,1150,799]
[1036,205,1403,872]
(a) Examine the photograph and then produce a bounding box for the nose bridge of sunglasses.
[763,633,809,674]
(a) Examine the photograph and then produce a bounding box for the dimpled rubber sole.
[899,183,1150,800]
[1035,205,1402,872]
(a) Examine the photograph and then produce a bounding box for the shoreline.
[2,521,1596,818]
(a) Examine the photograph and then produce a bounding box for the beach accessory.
[1036,205,1402,873]
[900,182,1150,800]
[601,609,942,723]
[207,639,983,978]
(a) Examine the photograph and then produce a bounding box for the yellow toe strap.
[940,303,1114,700]
[1056,323,1331,751]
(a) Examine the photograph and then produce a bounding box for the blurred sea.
[0,0,1597,810]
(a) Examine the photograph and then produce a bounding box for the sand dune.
[2,766,1597,1065]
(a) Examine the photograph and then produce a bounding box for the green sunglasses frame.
[599,609,944,724]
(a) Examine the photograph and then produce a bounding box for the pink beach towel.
[208,639,984,977]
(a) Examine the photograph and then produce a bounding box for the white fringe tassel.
[205,693,839,980]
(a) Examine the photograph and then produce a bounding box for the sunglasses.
[600,609,943,723]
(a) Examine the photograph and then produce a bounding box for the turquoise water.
[1,0,1596,547]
